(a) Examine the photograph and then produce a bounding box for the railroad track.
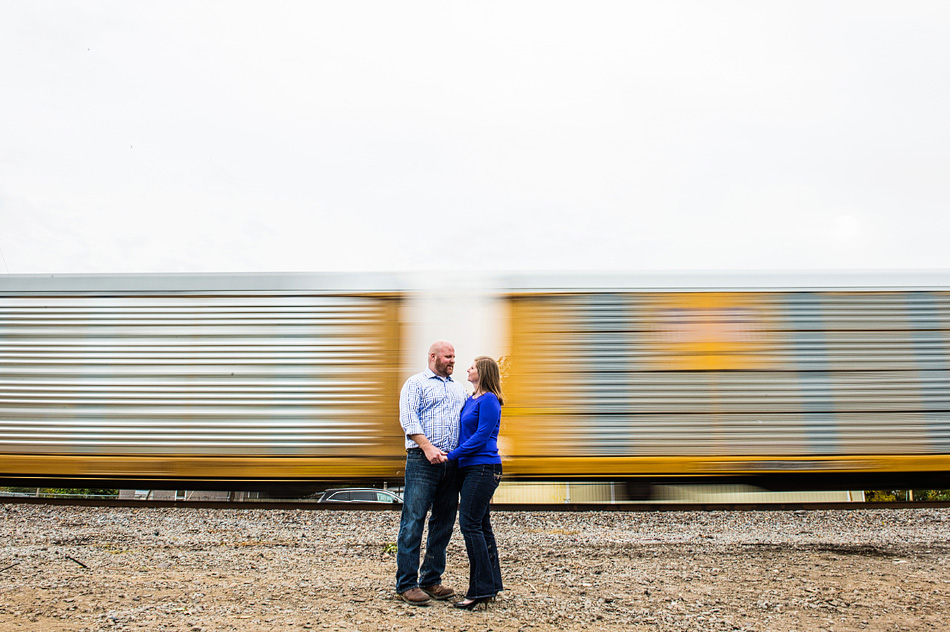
[3,496,949,512]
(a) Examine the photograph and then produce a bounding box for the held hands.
[423,444,449,464]
[407,435,448,464]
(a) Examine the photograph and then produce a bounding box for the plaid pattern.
[400,368,466,451]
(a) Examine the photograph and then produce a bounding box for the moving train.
[2,271,949,494]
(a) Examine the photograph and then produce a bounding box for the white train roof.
[2,269,950,294]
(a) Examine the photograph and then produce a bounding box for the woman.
[445,356,504,609]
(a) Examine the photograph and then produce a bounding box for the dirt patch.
[1,505,948,631]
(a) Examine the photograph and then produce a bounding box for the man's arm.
[399,380,425,437]
[400,378,446,463]
[408,433,447,464]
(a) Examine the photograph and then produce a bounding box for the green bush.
[0,487,118,497]
[866,489,950,502]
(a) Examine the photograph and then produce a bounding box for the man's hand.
[408,434,449,465]
[423,444,448,464]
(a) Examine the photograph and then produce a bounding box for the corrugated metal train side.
[0,274,406,489]
[501,283,950,489]
[3,272,950,491]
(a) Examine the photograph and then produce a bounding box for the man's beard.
[435,360,453,375]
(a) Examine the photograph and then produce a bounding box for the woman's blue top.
[446,392,501,468]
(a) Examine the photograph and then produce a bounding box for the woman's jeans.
[396,450,459,594]
[458,463,503,598]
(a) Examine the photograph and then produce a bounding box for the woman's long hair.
[475,356,505,406]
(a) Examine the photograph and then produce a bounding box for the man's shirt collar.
[423,367,453,381]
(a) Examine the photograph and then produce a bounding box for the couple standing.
[395,340,504,610]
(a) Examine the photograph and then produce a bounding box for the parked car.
[316,488,403,504]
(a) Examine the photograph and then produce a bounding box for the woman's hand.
[423,444,448,464]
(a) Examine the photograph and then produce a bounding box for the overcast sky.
[2,2,949,276]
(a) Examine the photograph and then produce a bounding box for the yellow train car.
[500,272,950,490]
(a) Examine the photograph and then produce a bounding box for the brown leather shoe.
[421,584,455,600]
[399,587,431,606]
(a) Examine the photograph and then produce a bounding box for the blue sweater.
[446,393,501,468]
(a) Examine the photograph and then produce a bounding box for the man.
[395,340,467,606]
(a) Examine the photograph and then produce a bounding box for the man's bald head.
[428,340,456,377]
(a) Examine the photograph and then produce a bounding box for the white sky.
[2,2,949,275]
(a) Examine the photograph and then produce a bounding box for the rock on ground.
[1,504,949,631]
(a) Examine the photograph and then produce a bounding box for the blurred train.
[2,271,949,495]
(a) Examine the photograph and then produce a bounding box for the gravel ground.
[2,504,949,632]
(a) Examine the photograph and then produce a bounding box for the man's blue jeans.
[395,450,459,594]
[458,463,503,598]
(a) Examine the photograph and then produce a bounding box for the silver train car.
[1,272,949,492]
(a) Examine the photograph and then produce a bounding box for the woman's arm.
[446,394,501,461]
